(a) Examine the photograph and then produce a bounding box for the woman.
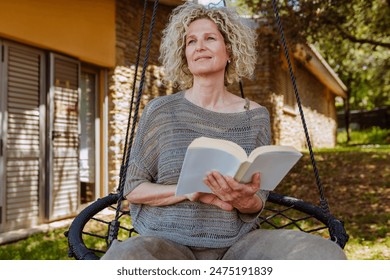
[102,2,346,260]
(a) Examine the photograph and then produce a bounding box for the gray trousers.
[101,229,347,260]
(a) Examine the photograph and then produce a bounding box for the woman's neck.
[187,77,229,110]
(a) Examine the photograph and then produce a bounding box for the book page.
[247,145,300,162]
[238,151,302,190]
[176,147,242,195]
[190,137,247,161]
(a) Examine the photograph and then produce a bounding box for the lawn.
[277,145,389,260]
[0,143,388,260]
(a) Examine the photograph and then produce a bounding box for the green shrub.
[337,126,390,146]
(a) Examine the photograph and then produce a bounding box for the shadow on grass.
[276,145,389,259]
[0,146,388,260]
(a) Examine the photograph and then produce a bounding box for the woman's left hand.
[200,171,263,214]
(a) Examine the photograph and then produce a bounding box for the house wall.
[0,0,113,232]
[270,56,337,148]
[109,1,339,191]
[108,0,175,191]
[0,0,115,67]
[239,32,283,147]
[233,31,274,106]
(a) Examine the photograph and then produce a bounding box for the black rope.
[239,79,245,98]
[117,0,149,191]
[127,0,160,168]
[271,0,330,216]
[115,0,160,219]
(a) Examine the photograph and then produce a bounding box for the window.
[79,67,99,204]
[280,51,297,112]
[283,70,296,110]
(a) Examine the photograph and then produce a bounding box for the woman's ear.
[225,44,232,63]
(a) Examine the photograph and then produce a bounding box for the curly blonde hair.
[159,2,258,89]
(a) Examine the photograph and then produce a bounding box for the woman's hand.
[186,192,234,211]
[198,171,263,214]
[127,183,187,206]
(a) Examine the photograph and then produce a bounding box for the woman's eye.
[187,40,195,45]
[207,37,216,41]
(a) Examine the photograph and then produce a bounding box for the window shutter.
[2,42,45,230]
[47,54,80,220]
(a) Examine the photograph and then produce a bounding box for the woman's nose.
[195,40,205,51]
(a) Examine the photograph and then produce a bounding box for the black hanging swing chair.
[65,0,349,260]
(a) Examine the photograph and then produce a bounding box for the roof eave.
[159,0,185,6]
[294,43,348,98]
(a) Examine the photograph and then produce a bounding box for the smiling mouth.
[195,56,212,61]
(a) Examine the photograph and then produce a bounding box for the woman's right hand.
[186,192,234,211]
[126,182,187,206]
[126,182,234,211]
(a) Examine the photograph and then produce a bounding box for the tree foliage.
[233,0,390,111]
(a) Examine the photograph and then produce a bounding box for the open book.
[176,137,302,196]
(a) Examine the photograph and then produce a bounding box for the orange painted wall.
[0,0,115,67]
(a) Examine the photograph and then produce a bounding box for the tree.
[233,0,389,142]
[234,0,390,111]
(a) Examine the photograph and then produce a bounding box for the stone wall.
[108,0,174,191]
[270,53,337,148]
[230,31,279,144]
[236,31,274,107]
[108,0,339,190]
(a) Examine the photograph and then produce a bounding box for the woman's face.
[185,18,230,79]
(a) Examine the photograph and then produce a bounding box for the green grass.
[278,142,390,260]
[337,126,390,146]
[345,238,390,260]
[0,211,134,260]
[0,128,389,260]
[0,229,71,260]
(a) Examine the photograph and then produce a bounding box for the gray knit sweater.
[125,91,271,248]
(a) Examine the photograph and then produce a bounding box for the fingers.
[185,192,233,211]
[197,193,234,211]
[251,172,261,189]
[204,171,261,196]
[198,171,262,212]
[203,171,229,193]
